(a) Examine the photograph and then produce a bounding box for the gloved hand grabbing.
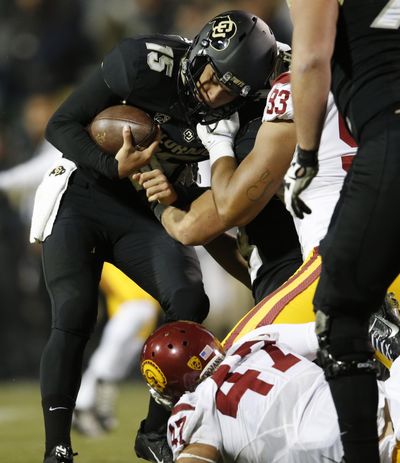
[284,146,319,219]
[196,112,240,166]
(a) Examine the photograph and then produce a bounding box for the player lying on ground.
[141,320,400,463]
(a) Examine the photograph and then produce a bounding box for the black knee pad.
[315,310,377,379]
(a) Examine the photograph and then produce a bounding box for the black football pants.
[314,107,400,316]
[312,107,400,463]
[40,174,209,401]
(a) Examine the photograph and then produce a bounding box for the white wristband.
[208,142,235,167]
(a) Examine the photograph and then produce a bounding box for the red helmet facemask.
[140,321,225,408]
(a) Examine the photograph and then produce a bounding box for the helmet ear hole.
[167,344,173,349]
[182,340,188,346]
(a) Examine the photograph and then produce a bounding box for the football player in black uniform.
[287,1,400,462]
[37,10,301,463]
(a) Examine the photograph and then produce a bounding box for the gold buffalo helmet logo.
[141,359,167,392]
[187,356,202,371]
[210,16,237,50]
[49,166,66,176]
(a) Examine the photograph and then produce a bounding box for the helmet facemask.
[178,53,246,126]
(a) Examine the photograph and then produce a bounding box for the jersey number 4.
[212,341,300,418]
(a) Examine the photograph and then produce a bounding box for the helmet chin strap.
[148,385,174,411]
[199,351,226,382]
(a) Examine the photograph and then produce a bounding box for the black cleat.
[369,293,400,364]
[134,420,173,463]
[44,445,77,463]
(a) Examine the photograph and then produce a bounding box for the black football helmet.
[140,321,225,409]
[178,10,278,125]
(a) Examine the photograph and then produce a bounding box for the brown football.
[88,105,157,154]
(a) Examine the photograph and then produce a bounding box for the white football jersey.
[167,327,344,463]
[263,72,358,259]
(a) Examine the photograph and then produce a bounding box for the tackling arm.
[161,190,228,245]
[210,120,297,227]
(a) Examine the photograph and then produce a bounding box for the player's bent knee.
[51,296,98,337]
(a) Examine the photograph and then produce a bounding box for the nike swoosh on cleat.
[376,315,399,336]
[49,406,69,411]
[148,446,164,463]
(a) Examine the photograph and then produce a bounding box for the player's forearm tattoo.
[246,169,274,201]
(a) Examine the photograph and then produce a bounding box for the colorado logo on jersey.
[210,15,237,50]
[141,359,167,392]
[154,112,171,124]
[49,166,66,177]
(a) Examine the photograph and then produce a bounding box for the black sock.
[328,373,380,463]
[143,397,171,433]
[42,394,75,457]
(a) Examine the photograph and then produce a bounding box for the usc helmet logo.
[210,16,237,50]
[141,359,167,392]
[187,356,202,371]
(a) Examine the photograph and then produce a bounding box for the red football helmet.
[140,321,225,407]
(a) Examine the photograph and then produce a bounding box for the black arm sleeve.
[45,65,122,179]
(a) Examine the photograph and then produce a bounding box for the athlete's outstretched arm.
[160,189,227,245]
[209,120,297,227]
[134,168,228,244]
[139,120,296,242]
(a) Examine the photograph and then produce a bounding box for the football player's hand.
[284,147,319,219]
[196,112,239,164]
[116,125,160,178]
[132,169,177,205]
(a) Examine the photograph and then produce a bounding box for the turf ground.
[0,380,150,463]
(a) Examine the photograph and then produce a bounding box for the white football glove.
[196,112,240,166]
[284,146,319,219]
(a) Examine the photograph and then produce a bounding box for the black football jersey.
[332,0,400,139]
[47,34,265,191]
[102,34,208,174]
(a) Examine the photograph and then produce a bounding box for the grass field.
[0,380,151,463]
